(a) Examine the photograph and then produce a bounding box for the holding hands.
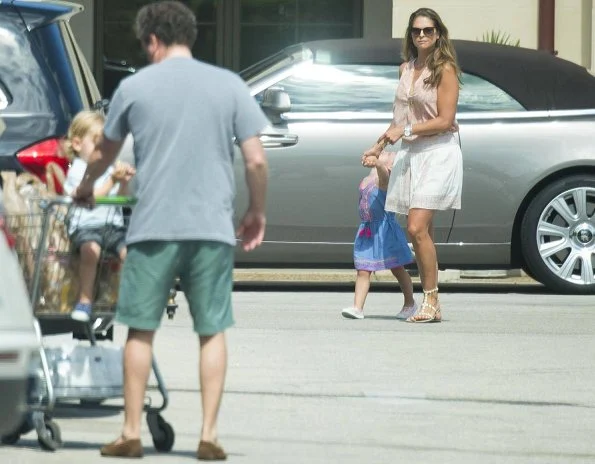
[361,139,389,167]
[361,124,407,167]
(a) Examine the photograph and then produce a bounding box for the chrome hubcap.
[536,187,595,285]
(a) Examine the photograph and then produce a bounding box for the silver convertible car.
[232,38,595,294]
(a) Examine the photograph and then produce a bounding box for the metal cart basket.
[1,196,177,452]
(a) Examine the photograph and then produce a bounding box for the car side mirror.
[261,88,291,124]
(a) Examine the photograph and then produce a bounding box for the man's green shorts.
[116,240,234,335]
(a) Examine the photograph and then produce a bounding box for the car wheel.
[520,265,537,281]
[521,175,595,294]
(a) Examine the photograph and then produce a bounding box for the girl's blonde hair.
[402,8,461,88]
[62,110,105,161]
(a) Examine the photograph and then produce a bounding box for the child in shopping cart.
[62,110,135,322]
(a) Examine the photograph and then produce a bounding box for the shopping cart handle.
[36,196,137,211]
[38,196,137,209]
[94,196,137,206]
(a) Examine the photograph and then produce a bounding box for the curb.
[233,268,539,286]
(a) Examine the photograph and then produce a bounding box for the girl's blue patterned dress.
[354,180,414,271]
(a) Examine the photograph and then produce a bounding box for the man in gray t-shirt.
[72,1,268,460]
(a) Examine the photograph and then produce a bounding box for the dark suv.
[0,0,101,436]
[0,0,102,189]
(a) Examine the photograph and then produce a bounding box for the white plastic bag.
[45,343,123,399]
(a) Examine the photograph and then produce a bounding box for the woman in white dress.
[362,7,463,323]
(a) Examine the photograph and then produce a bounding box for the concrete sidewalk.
[2,288,593,463]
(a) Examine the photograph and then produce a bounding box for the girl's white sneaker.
[396,302,417,320]
[341,307,364,319]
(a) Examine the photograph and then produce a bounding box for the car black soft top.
[302,38,595,111]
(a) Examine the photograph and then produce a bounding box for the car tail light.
[16,138,69,194]
[0,217,16,249]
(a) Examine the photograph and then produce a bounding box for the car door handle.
[259,133,298,148]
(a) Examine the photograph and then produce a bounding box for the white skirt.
[385,132,463,215]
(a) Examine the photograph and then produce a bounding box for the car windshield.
[240,44,313,86]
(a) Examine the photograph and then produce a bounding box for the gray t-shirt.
[104,57,268,246]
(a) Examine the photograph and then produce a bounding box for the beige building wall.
[391,1,537,48]
[556,0,592,69]
[392,0,594,72]
[592,0,595,71]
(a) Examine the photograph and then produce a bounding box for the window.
[102,0,219,67]
[241,45,309,86]
[256,64,397,113]
[459,73,524,112]
[257,64,524,114]
[240,0,362,69]
[97,1,362,73]
[29,23,80,115]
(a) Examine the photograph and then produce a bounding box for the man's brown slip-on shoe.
[100,438,143,458]
[197,440,227,460]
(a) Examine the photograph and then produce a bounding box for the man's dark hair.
[135,1,197,48]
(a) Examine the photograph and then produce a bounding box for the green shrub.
[480,30,520,47]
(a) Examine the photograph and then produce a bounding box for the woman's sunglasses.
[411,27,436,37]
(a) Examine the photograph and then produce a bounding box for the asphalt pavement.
[1,284,594,464]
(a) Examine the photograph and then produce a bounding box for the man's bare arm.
[240,136,268,213]
[235,135,268,251]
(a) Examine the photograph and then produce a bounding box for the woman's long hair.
[402,8,461,87]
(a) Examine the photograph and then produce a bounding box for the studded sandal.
[406,287,441,323]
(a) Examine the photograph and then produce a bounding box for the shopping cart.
[1,196,177,452]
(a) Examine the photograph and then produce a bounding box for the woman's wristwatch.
[403,123,413,137]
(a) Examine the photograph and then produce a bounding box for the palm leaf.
[479,30,520,47]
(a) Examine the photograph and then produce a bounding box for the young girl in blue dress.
[341,147,416,320]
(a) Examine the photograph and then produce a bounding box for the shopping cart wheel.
[166,288,178,320]
[147,412,175,452]
[37,419,62,451]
